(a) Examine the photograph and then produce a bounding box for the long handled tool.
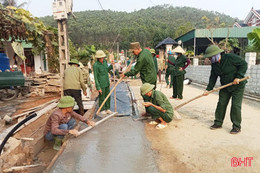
[96,60,133,115]
[174,76,250,111]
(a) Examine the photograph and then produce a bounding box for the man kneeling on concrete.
[44,96,95,150]
[140,83,173,129]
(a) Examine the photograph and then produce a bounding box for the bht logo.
[231,157,253,167]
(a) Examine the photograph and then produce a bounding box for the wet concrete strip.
[50,116,159,173]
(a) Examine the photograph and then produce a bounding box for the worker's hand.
[69,129,79,137]
[203,90,210,96]
[98,89,102,95]
[142,102,152,107]
[87,120,96,127]
[233,78,240,85]
[179,67,183,71]
[120,73,125,78]
[83,91,87,96]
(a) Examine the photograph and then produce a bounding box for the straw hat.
[173,46,185,54]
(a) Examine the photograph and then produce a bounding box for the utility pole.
[57,20,70,96]
[52,0,73,96]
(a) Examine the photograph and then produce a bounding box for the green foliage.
[0,6,59,72]
[247,28,260,52]
[41,6,236,50]
[219,38,240,52]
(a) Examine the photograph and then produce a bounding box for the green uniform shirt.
[125,49,157,85]
[206,53,248,92]
[63,66,86,91]
[153,55,158,73]
[93,60,113,90]
[173,55,187,76]
[151,90,173,119]
[167,55,176,69]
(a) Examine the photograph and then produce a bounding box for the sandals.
[149,121,159,125]
[156,124,167,129]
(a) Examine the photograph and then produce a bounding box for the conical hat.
[173,46,185,54]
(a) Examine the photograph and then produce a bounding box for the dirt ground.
[128,78,260,173]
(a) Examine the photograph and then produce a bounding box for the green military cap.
[68,59,80,65]
[140,83,155,95]
[204,45,224,58]
[129,42,141,52]
[150,49,156,54]
[95,50,106,58]
[57,96,75,108]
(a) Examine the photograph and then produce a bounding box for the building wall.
[185,65,260,96]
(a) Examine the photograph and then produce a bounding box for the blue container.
[0,53,10,72]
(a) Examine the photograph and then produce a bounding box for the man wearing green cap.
[140,83,173,129]
[122,42,157,87]
[44,96,95,150]
[93,50,114,115]
[203,45,248,134]
[63,59,87,116]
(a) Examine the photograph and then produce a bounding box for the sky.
[18,0,260,20]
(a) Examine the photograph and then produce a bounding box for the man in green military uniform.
[140,83,173,129]
[165,51,175,88]
[93,50,114,115]
[170,46,190,100]
[203,45,248,134]
[122,42,157,87]
[63,59,86,115]
[150,49,158,77]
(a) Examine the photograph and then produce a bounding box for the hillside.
[41,5,237,50]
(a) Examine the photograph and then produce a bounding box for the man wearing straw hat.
[170,46,190,100]
[140,83,173,129]
[203,45,248,134]
[64,59,87,116]
[44,96,95,150]
[93,50,114,115]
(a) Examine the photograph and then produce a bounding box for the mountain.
[41,5,237,50]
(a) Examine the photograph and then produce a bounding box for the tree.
[247,28,260,52]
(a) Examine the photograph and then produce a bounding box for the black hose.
[0,113,37,155]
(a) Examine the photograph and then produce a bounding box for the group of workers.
[44,41,248,150]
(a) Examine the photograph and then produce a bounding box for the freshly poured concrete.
[50,117,159,173]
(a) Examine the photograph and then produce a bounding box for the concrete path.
[50,117,159,173]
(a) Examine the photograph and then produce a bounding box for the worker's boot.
[53,137,62,151]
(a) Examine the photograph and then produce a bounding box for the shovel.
[173,76,250,118]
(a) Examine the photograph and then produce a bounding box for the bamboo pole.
[174,76,250,110]
[113,64,117,112]
[78,112,118,136]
